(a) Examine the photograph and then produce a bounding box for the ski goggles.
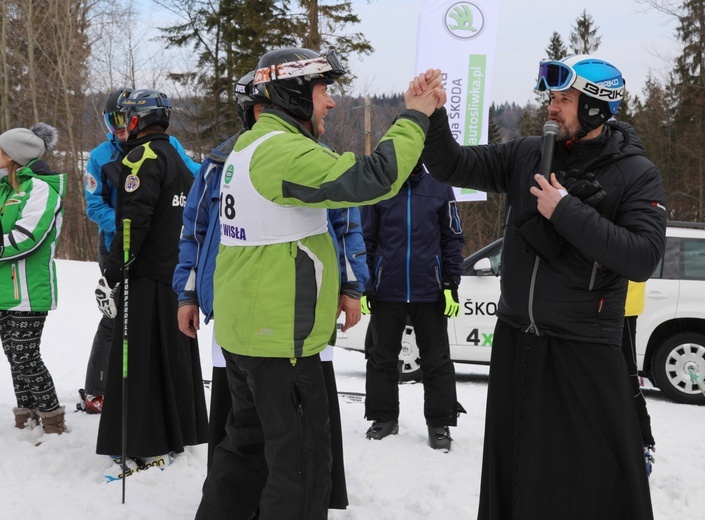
[254,50,346,85]
[103,111,126,134]
[535,60,576,92]
[536,59,624,100]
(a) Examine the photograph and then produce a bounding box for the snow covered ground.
[1,259,704,519]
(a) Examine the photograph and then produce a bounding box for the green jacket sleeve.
[1,178,61,260]
[252,110,430,208]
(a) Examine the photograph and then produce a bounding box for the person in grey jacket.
[414,55,665,520]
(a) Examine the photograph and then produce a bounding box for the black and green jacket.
[213,108,430,359]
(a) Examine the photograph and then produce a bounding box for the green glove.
[361,294,372,315]
[443,287,460,318]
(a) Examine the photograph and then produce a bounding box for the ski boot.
[76,388,103,414]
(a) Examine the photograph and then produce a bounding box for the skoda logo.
[443,2,485,41]
[224,164,234,184]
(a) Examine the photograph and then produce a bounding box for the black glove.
[95,277,120,319]
[555,169,606,207]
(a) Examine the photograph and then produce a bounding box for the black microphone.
[539,121,559,179]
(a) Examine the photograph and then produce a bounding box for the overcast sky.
[345,0,681,105]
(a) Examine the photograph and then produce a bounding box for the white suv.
[336,221,705,405]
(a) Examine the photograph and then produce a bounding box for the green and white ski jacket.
[213,108,429,359]
[0,160,66,311]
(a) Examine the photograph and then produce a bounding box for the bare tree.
[0,1,94,259]
[0,4,10,129]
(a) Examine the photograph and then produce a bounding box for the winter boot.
[13,407,39,429]
[38,406,68,435]
[427,425,452,452]
[365,419,399,440]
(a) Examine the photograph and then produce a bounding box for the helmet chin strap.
[563,94,609,148]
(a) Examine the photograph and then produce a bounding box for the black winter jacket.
[422,108,666,345]
[104,133,194,286]
[361,168,464,303]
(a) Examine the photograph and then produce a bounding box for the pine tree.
[669,0,705,220]
[569,10,601,55]
[633,75,675,200]
[157,0,296,147]
[292,1,373,91]
[545,32,568,60]
[518,102,546,137]
[156,0,372,146]
[487,110,503,144]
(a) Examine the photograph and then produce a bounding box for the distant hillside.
[491,102,525,141]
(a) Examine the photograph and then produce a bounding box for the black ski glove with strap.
[555,168,606,207]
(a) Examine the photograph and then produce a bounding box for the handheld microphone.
[539,121,559,179]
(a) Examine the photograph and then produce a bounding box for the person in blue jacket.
[361,160,464,451]
[79,87,200,413]
[173,71,368,512]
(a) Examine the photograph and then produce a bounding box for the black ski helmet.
[235,71,270,130]
[118,89,172,138]
[253,48,346,121]
[102,87,132,134]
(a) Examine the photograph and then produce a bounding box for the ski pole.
[121,218,131,504]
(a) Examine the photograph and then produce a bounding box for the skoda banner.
[415,0,500,202]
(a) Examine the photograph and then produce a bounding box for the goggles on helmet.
[535,60,575,92]
[254,50,346,85]
[103,111,126,134]
[536,59,624,104]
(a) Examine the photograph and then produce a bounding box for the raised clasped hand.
[404,68,446,116]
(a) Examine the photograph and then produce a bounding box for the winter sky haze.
[345,0,680,105]
[140,0,681,106]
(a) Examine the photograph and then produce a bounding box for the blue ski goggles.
[535,60,576,92]
[103,111,126,134]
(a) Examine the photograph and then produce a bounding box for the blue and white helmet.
[535,54,625,133]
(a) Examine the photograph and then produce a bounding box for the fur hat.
[0,123,58,166]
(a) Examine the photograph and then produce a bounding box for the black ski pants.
[206,366,231,472]
[365,301,458,426]
[84,235,113,396]
[196,352,331,520]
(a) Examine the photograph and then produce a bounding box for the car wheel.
[652,332,705,405]
[399,325,423,382]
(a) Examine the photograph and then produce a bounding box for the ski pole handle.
[122,219,131,379]
[123,219,131,266]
